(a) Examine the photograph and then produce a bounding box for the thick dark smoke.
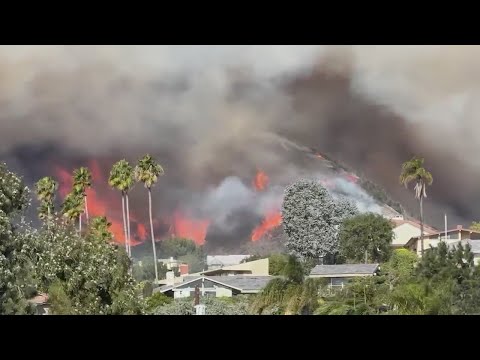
[2,45,480,251]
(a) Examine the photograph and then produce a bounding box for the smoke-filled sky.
[2,45,480,244]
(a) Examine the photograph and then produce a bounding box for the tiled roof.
[310,264,379,276]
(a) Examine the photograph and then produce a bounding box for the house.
[206,255,251,270]
[309,264,380,288]
[155,258,269,286]
[28,293,50,315]
[156,275,273,299]
[390,217,438,248]
[199,258,269,277]
[404,225,480,256]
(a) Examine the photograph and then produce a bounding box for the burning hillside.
[43,135,397,254]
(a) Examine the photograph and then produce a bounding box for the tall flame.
[251,169,282,241]
[170,211,210,245]
[252,170,269,191]
[251,210,282,242]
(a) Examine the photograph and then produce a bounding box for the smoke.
[329,177,382,214]
[2,45,480,242]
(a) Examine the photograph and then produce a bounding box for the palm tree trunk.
[126,192,132,257]
[121,193,128,254]
[84,195,89,225]
[47,203,51,230]
[420,196,424,255]
[148,188,159,283]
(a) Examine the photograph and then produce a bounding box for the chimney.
[179,263,189,276]
[457,225,463,230]
[166,271,175,286]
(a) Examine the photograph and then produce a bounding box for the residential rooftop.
[310,264,380,277]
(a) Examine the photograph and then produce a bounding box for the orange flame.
[137,223,147,241]
[251,210,282,242]
[170,211,210,245]
[252,170,269,191]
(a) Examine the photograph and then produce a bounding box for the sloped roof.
[157,275,273,293]
[391,219,438,234]
[206,255,251,267]
[310,264,379,276]
[208,276,272,291]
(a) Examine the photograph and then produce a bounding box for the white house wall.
[393,223,423,247]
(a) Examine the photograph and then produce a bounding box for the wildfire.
[251,210,282,242]
[253,170,269,191]
[170,211,210,246]
[137,223,147,241]
[55,160,143,246]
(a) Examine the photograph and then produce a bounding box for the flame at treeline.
[55,159,214,247]
[250,169,283,241]
[169,211,210,246]
[54,161,288,246]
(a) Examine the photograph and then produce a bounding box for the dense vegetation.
[0,161,150,314]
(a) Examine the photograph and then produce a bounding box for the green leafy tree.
[135,154,164,283]
[159,237,198,258]
[34,220,144,314]
[400,157,433,255]
[133,257,169,282]
[339,213,394,263]
[73,167,92,226]
[34,176,58,229]
[108,160,135,256]
[470,221,480,231]
[252,255,323,315]
[381,248,418,289]
[268,254,289,275]
[282,179,358,261]
[0,163,35,314]
[145,292,172,314]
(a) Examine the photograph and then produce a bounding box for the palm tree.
[35,176,58,229]
[73,167,92,225]
[108,159,135,256]
[135,154,165,283]
[400,156,433,255]
[61,191,84,232]
[90,216,113,242]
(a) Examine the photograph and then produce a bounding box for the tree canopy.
[282,179,358,261]
[339,213,394,263]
